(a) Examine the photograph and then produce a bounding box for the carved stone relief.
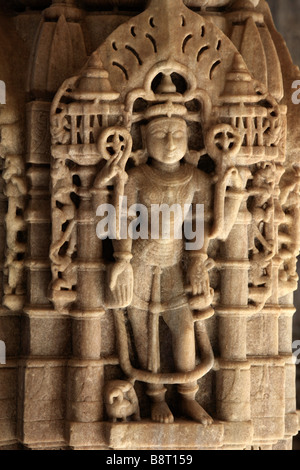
[0,0,300,451]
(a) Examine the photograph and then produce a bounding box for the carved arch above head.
[99,0,245,105]
[50,0,271,152]
[50,7,286,170]
[123,59,213,130]
[51,0,287,144]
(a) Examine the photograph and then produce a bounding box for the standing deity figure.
[94,75,245,425]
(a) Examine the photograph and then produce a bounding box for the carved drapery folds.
[1,0,300,451]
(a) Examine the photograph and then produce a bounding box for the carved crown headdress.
[124,67,210,132]
[142,73,188,121]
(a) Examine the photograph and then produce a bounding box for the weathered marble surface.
[0,0,300,450]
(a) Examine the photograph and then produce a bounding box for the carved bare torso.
[125,162,212,264]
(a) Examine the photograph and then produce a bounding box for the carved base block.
[17,420,65,448]
[0,419,16,445]
[67,420,254,450]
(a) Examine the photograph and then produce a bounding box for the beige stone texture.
[0,0,300,450]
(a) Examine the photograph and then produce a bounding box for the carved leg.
[147,384,174,424]
[128,307,173,423]
[127,307,150,371]
[163,306,213,425]
[162,306,195,373]
[178,382,213,426]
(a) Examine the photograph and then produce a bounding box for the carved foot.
[151,401,174,424]
[180,398,213,426]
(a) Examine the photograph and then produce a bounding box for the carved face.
[146,117,188,164]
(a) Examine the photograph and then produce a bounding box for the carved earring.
[184,151,200,167]
[128,124,148,166]
[135,124,149,164]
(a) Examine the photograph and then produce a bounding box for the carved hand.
[226,167,244,191]
[188,257,212,297]
[96,126,132,189]
[97,157,128,188]
[109,260,133,308]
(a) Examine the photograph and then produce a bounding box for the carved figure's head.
[145,116,188,164]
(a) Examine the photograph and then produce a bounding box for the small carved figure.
[2,155,27,306]
[104,380,140,423]
[49,157,77,310]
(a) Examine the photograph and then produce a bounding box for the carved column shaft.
[18,0,88,448]
[217,205,251,423]
[67,166,105,425]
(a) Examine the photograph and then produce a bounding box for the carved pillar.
[0,11,28,449]
[66,166,105,427]
[49,53,123,447]
[20,0,87,448]
[217,210,251,424]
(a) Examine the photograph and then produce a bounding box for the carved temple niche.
[0,0,300,451]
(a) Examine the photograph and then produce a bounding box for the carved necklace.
[140,163,194,187]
